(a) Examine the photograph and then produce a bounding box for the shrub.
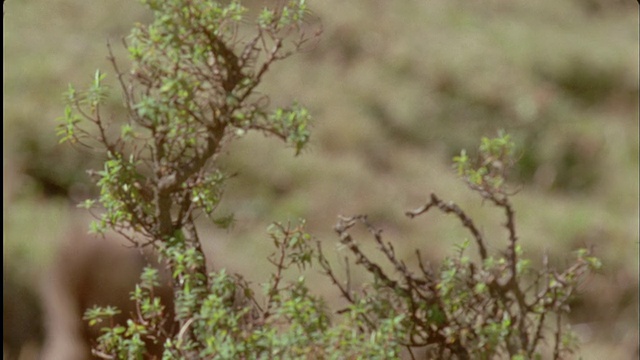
[57,0,599,358]
[318,132,601,359]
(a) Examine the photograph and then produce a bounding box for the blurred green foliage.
[3,0,638,359]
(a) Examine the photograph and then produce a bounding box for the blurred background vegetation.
[3,0,638,359]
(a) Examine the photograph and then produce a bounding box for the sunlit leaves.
[576,248,602,271]
[190,170,226,215]
[269,103,312,155]
[84,305,122,327]
[453,149,469,176]
[86,69,109,112]
[89,154,151,235]
[453,130,516,193]
[259,0,309,30]
[56,105,82,143]
[56,71,109,143]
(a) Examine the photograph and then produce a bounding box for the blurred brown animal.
[40,231,174,360]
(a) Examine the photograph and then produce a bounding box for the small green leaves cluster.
[268,104,312,156]
[258,0,309,30]
[454,130,515,192]
[56,70,109,144]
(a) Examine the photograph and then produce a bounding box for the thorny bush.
[57,0,599,358]
[319,132,601,359]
